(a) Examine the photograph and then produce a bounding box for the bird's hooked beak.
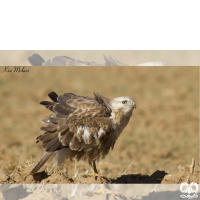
[132,102,136,109]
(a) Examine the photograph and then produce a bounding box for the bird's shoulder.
[54,92,111,121]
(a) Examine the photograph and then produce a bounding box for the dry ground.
[0,66,199,184]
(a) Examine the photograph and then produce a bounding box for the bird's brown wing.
[37,92,115,153]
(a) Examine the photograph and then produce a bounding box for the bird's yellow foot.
[86,172,104,180]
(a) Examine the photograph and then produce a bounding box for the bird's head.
[110,96,136,116]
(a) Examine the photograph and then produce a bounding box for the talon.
[87,172,104,180]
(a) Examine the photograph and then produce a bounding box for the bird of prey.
[30,92,136,176]
[28,53,168,66]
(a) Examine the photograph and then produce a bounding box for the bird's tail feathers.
[30,152,54,175]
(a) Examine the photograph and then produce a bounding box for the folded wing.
[37,92,115,153]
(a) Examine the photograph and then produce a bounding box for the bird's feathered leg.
[92,160,99,181]
[92,160,98,174]
[30,152,54,175]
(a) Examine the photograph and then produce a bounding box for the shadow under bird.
[30,92,136,176]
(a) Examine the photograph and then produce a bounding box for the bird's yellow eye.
[122,100,127,104]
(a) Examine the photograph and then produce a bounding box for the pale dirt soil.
[0,66,199,186]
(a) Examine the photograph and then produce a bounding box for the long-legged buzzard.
[30,92,136,175]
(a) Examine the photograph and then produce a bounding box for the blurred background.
[0,50,200,66]
[0,64,198,178]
